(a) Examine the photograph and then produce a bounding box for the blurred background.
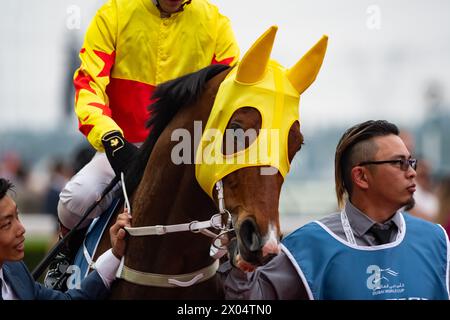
[1,0,450,268]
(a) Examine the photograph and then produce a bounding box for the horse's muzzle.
[236,217,279,266]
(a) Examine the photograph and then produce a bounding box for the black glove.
[102,130,138,177]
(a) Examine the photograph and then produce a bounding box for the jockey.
[47,0,239,288]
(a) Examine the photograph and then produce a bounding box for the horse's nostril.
[239,218,262,252]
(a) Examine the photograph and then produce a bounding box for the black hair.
[0,178,14,200]
[335,120,399,207]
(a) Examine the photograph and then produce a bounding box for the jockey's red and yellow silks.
[74,0,239,151]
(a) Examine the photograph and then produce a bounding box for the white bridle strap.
[216,180,226,213]
[124,181,230,237]
[124,214,223,237]
[118,259,219,287]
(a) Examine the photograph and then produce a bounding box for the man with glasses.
[221,120,449,300]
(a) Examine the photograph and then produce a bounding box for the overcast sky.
[1,0,450,133]
[211,0,450,131]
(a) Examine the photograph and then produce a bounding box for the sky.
[1,0,450,134]
[211,0,450,132]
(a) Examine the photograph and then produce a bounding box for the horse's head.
[195,26,328,270]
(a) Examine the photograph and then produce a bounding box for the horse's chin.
[235,252,278,273]
[235,255,257,272]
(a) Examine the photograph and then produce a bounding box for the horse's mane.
[125,64,230,195]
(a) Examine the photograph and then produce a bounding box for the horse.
[89,26,327,299]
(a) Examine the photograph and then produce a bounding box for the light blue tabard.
[282,213,449,300]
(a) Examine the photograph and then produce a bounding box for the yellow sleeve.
[213,13,240,66]
[74,0,122,151]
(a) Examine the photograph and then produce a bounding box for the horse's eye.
[229,122,242,130]
[222,122,248,155]
[229,123,246,144]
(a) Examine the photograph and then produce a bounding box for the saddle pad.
[73,198,122,278]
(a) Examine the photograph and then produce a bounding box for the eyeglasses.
[358,158,417,171]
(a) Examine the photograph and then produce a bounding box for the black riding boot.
[44,225,88,291]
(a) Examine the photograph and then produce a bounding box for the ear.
[351,166,369,190]
[286,35,328,94]
[235,26,277,84]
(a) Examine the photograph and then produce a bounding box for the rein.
[115,176,234,288]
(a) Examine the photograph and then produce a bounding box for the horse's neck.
[133,161,215,228]
[125,75,225,274]
[133,84,218,227]
[128,148,216,275]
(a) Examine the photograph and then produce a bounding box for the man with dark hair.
[221,120,450,300]
[0,178,130,300]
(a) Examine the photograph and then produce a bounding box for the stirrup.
[44,252,71,291]
[44,224,88,290]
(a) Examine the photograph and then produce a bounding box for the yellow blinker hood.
[195,26,328,198]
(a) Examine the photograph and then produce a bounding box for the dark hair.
[335,120,399,208]
[0,178,14,200]
[437,175,450,226]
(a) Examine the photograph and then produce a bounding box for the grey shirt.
[218,201,403,300]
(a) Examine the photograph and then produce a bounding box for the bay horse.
[91,26,328,299]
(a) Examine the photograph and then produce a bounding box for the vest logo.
[366,265,405,295]
[110,138,119,148]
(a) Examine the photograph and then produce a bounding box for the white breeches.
[58,152,119,229]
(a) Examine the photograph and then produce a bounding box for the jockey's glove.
[102,130,138,177]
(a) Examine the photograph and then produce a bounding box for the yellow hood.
[195,26,328,198]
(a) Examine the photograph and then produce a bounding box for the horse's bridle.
[124,181,233,240]
[113,176,234,288]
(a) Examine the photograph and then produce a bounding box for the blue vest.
[74,198,121,278]
[282,214,449,300]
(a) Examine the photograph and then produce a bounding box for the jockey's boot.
[44,224,88,291]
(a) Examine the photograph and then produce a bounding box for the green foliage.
[24,237,53,283]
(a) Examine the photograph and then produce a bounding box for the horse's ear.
[286,35,328,94]
[235,26,278,84]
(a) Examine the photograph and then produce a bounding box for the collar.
[344,201,402,236]
[0,267,6,297]
[144,0,188,18]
